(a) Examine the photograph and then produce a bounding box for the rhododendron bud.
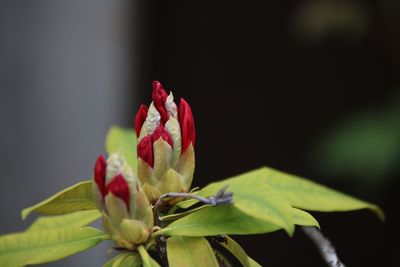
[135,81,195,203]
[92,152,153,250]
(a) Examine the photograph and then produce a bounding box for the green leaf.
[218,236,250,267]
[163,205,284,237]
[103,253,141,267]
[180,167,384,220]
[27,210,101,232]
[178,181,295,235]
[21,181,96,220]
[138,245,160,267]
[255,167,384,220]
[163,206,317,237]
[167,236,219,267]
[248,257,262,267]
[106,127,137,172]
[0,226,107,266]
[292,208,320,228]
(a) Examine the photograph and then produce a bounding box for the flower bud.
[92,152,153,250]
[135,81,195,204]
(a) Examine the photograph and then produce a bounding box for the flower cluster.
[92,81,195,249]
[135,81,195,203]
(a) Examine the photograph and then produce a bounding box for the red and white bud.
[135,81,195,203]
[92,152,153,250]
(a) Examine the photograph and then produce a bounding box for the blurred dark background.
[1,0,399,266]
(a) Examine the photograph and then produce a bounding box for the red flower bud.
[105,174,131,210]
[137,135,154,167]
[94,155,107,197]
[152,124,173,148]
[152,81,169,124]
[178,98,195,152]
[134,105,148,138]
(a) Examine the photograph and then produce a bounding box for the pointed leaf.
[178,183,294,235]
[180,167,384,220]
[106,127,137,172]
[292,208,320,228]
[0,227,107,266]
[248,257,262,267]
[138,245,160,267]
[163,206,316,237]
[27,210,101,232]
[21,181,96,219]
[218,236,250,267]
[167,236,219,267]
[163,205,284,237]
[103,253,141,267]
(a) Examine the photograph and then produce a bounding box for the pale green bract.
[106,127,137,172]
[21,180,96,219]
[0,226,107,266]
[167,236,219,267]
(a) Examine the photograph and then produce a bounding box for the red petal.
[152,124,173,148]
[134,105,148,138]
[105,174,131,210]
[94,155,107,197]
[152,81,169,124]
[137,135,154,167]
[178,98,195,152]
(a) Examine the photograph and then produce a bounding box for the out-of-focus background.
[0,1,399,266]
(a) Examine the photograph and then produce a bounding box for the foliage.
[0,126,383,266]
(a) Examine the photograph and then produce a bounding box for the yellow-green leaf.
[248,257,262,267]
[256,167,384,220]
[21,181,96,220]
[103,253,141,267]
[27,210,101,232]
[180,167,384,220]
[178,182,294,235]
[0,227,106,266]
[106,127,137,172]
[167,236,219,267]
[163,205,283,237]
[138,245,160,267]
[218,236,250,267]
[163,206,318,237]
[292,208,320,228]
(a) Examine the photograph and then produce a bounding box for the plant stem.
[302,226,346,267]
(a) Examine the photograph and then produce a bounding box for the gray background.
[0,1,135,265]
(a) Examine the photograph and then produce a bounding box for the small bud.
[92,152,153,250]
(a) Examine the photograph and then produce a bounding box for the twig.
[302,226,346,267]
[154,185,233,222]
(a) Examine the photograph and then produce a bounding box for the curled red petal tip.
[94,155,107,197]
[152,124,173,148]
[179,98,195,153]
[137,135,154,167]
[105,174,131,210]
[152,81,169,124]
[134,105,148,138]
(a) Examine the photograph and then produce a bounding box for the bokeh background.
[0,1,399,266]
